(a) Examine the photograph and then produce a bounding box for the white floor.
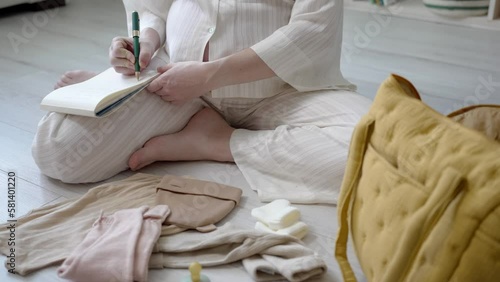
[0,0,499,281]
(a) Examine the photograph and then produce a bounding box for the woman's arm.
[147,48,276,104]
[148,0,350,103]
[207,48,276,90]
[249,0,351,92]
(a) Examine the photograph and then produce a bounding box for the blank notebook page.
[41,68,159,113]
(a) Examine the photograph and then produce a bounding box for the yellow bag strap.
[335,116,375,282]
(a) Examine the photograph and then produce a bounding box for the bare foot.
[54,70,97,89]
[128,107,235,171]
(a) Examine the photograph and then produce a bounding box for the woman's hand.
[147,48,276,105]
[109,37,155,75]
[109,28,161,75]
[147,62,216,105]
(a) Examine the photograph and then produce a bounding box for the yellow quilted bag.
[335,74,500,282]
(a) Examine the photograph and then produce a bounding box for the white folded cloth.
[251,199,300,230]
[149,223,326,282]
[255,221,309,240]
[243,252,326,282]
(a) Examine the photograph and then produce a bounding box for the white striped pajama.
[32,0,373,204]
[32,75,371,204]
[123,0,356,98]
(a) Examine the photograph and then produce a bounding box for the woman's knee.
[31,113,124,183]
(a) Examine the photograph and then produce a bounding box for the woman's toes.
[129,147,152,171]
[128,148,144,171]
[53,70,97,89]
[54,81,66,89]
[128,135,168,170]
[65,70,97,81]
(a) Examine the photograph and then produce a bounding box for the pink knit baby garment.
[57,205,169,282]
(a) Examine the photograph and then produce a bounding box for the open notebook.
[40,68,160,117]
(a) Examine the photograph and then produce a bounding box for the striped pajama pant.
[32,57,372,204]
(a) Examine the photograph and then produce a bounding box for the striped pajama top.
[123,0,355,98]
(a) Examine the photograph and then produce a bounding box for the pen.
[132,11,140,80]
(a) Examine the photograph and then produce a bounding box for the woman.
[33,0,372,204]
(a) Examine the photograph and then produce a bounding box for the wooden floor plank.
[0,171,60,223]
[0,121,95,199]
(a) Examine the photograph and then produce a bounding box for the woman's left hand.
[147,62,216,105]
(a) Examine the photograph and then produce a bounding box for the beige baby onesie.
[0,173,163,275]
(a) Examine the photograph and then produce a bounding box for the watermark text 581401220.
[6,171,17,274]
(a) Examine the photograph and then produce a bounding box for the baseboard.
[0,0,65,17]
[345,0,500,31]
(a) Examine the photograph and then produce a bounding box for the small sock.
[262,253,326,281]
[242,255,281,280]
[58,206,149,282]
[134,205,170,282]
[251,199,300,230]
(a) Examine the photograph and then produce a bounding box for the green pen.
[132,11,140,80]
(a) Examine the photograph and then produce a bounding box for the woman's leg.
[32,94,204,183]
[226,90,372,204]
[121,89,371,204]
[32,54,205,183]
[127,106,235,170]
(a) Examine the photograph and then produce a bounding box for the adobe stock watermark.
[7,0,62,54]
[209,163,241,186]
[448,74,500,113]
[342,4,404,64]
[387,73,499,177]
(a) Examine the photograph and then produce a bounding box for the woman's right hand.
[109,37,155,75]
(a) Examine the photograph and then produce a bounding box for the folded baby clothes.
[251,199,300,230]
[58,205,169,282]
[0,173,166,276]
[155,175,242,232]
[148,223,326,282]
[0,173,162,275]
[0,173,245,276]
[255,221,309,240]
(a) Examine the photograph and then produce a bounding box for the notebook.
[40,68,160,117]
